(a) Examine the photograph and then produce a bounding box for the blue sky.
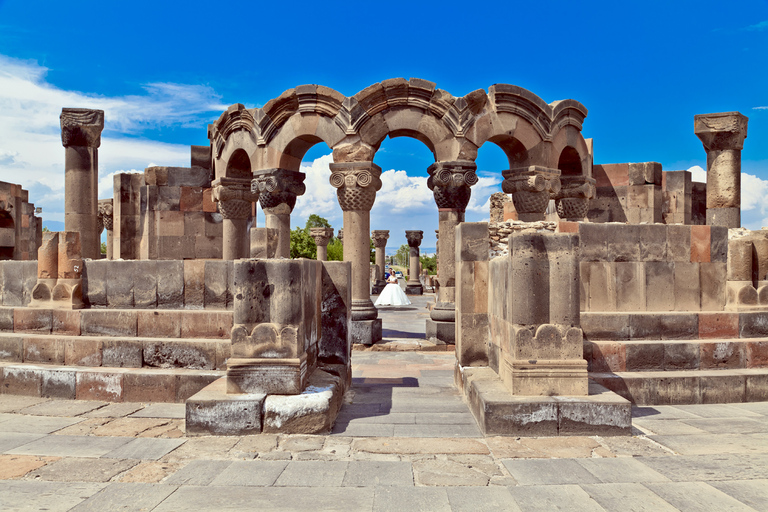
[1,0,767,252]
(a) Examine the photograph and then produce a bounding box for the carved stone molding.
[427,160,478,210]
[309,227,334,247]
[406,230,423,247]
[694,112,748,151]
[252,169,306,214]
[502,166,562,215]
[371,230,390,248]
[60,108,105,148]
[98,199,114,231]
[553,176,595,221]
[329,162,382,212]
[212,177,259,220]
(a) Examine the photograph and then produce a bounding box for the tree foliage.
[305,214,331,230]
[289,226,317,259]
[395,244,409,267]
[327,238,343,261]
[420,253,437,275]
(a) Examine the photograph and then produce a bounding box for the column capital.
[427,160,478,210]
[212,177,259,220]
[405,230,424,247]
[695,112,748,151]
[98,199,114,231]
[60,108,105,148]
[252,168,306,214]
[329,162,382,212]
[337,228,344,244]
[553,176,595,221]
[501,166,561,216]
[371,230,390,248]
[309,227,334,247]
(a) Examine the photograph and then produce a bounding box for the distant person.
[374,271,411,306]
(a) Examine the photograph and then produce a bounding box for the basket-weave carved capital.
[212,177,259,220]
[309,227,334,247]
[98,199,114,231]
[427,161,478,210]
[329,162,382,212]
[553,176,595,221]
[60,108,105,148]
[502,166,562,215]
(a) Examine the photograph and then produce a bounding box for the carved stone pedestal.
[30,231,84,310]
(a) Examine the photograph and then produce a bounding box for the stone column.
[61,108,104,260]
[371,230,389,294]
[212,177,259,260]
[253,169,306,258]
[338,229,344,245]
[694,112,749,228]
[330,162,383,344]
[98,199,114,260]
[405,230,423,295]
[501,166,561,222]
[310,227,334,261]
[426,161,478,344]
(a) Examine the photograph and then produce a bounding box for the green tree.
[327,238,343,261]
[395,244,409,267]
[289,226,317,259]
[100,242,107,255]
[305,214,331,230]
[420,253,437,275]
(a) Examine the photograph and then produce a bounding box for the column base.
[351,299,378,321]
[406,284,423,295]
[707,207,740,228]
[226,355,308,395]
[425,318,455,345]
[501,358,588,396]
[351,318,382,345]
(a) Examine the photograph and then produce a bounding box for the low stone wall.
[0,261,37,306]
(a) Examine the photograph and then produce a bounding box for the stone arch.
[551,124,592,177]
[225,148,252,179]
[557,146,583,176]
[0,210,15,260]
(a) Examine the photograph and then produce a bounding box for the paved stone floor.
[1,352,768,511]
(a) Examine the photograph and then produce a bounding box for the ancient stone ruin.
[0,78,764,437]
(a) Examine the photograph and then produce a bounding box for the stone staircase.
[0,307,231,402]
[583,311,768,405]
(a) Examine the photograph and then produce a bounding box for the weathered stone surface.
[263,370,343,434]
[185,377,264,436]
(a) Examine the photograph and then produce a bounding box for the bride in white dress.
[374,273,411,306]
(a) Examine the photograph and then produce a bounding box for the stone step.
[0,332,230,370]
[582,310,768,340]
[590,368,768,405]
[1,307,233,339]
[0,361,222,403]
[585,338,768,373]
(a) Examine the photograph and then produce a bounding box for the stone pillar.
[694,112,749,228]
[501,166,561,222]
[405,230,423,295]
[98,199,114,260]
[371,230,389,294]
[426,161,478,344]
[253,169,306,258]
[310,227,334,261]
[212,177,259,260]
[338,229,344,245]
[330,162,382,344]
[61,108,104,260]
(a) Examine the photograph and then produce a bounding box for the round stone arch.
[551,124,592,178]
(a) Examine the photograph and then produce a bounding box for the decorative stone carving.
[372,230,389,248]
[427,160,478,210]
[60,108,104,148]
[98,198,114,260]
[252,169,306,214]
[405,230,424,295]
[329,162,382,212]
[338,228,344,245]
[30,231,84,309]
[310,227,334,261]
[501,166,561,221]
[212,177,259,220]
[553,176,596,221]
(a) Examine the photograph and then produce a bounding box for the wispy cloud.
[744,20,768,31]
[754,106,768,110]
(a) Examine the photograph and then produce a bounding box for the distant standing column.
[212,177,259,260]
[694,112,749,228]
[310,227,334,261]
[405,230,423,295]
[98,199,114,260]
[252,169,306,258]
[338,229,344,246]
[371,230,389,293]
[61,108,104,260]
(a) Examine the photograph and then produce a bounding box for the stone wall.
[0,261,38,306]
[0,181,42,261]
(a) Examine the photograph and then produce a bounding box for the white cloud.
[291,153,341,226]
[0,53,223,223]
[687,165,707,183]
[686,165,768,230]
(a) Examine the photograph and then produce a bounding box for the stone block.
[586,262,616,312]
[157,187,181,211]
[23,337,65,364]
[638,224,667,261]
[652,374,701,405]
[1,262,24,306]
[457,313,489,367]
[556,384,632,436]
[106,261,135,308]
[605,225,641,262]
[168,166,211,187]
[143,340,217,370]
[663,342,700,370]
[184,260,206,309]
[64,338,103,367]
[425,318,454,345]
[123,371,177,402]
[746,341,768,367]
[133,261,158,309]
[186,377,264,436]
[0,308,13,332]
[593,163,629,188]
[644,262,675,311]
[674,262,701,311]
[156,261,184,308]
[14,308,53,333]
[191,145,212,170]
[102,339,143,368]
[628,162,661,186]
[630,313,698,340]
[137,310,181,338]
[180,187,203,212]
[615,262,645,312]
[700,262,726,311]
[580,313,630,340]
[690,225,711,263]
[41,369,76,399]
[179,311,232,339]
[263,370,344,434]
[700,341,745,369]
[625,342,664,371]
[456,222,490,261]
[52,310,81,336]
[250,228,279,259]
[588,342,626,372]
[577,223,609,262]
[700,373,745,403]
[0,335,23,361]
[746,374,768,401]
[710,226,728,263]
[1,366,42,396]
[698,312,739,339]
[319,262,351,366]
[739,312,768,338]
[82,310,138,337]
[204,260,228,309]
[176,371,220,402]
[195,235,221,259]
[202,188,217,213]
[82,260,107,308]
[76,371,124,401]
[351,318,383,345]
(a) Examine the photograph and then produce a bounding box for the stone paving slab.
[101,437,186,460]
[0,480,107,512]
[69,482,179,512]
[708,479,768,510]
[129,403,186,419]
[0,414,82,434]
[644,481,756,511]
[17,400,107,417]
[6,434,132,458]
[209,460,288,486]
[670,404,763,418]
[503,459,601,486]
[507,484,605,511]
[574,457,671,483]
[83,402,145,418]
[680,417,768,434]
[0,432,46,453]
[152,485,375,512]
[392,424,481,438]
[342,460,414,487]
[641,453,768,481]
[373,487,450,512]
[648,433,768,455]
[580,482,679,511]
[273,460,348,486]
[0,395,49,413]
[26,457,138,482]
[446,487,522,512]
[164,459,233,485]
[632,418,709,435]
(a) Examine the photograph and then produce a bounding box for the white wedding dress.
[374,277,411,306]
